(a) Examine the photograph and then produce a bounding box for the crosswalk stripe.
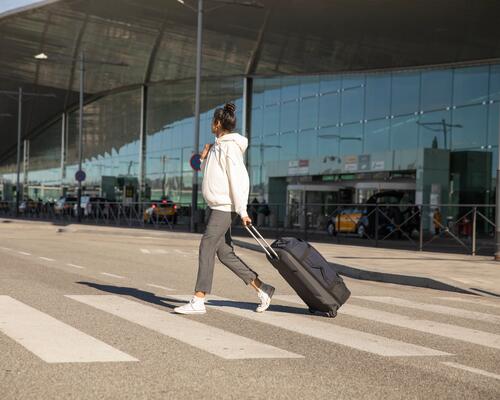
[100,272,125,279]
[172,295,450,357]
[0,296,137,363]
[275,294,500,351]
[441,362,500,381]
[146,283,174,291]
[66,295,302,360]
[354,296,500,324]
[438,297,500,310]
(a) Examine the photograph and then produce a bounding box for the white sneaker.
[174,296,206,315]
[256,283,275,313]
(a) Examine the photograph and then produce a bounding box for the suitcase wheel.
[308,308,317,314]
[326,310,337,318]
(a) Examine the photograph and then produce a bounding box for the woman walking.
[174,103,275,315]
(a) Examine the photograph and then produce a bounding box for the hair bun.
[224,103,236,114]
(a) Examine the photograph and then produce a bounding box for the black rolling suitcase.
[246,225,351,318]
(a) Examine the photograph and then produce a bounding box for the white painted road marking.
[275,294,500,351]
[18,251,31,256]
[66,295,302,360]
[140,249,151,254]
[442,362,500,381]
[39,257,55,262]
[0,296,137,363]
[67,263,85,269]
[147,283,174,291]
[439,297,500,310]
[355,296,500,324]
[173,295,450,357]
[0,247,11,251]
[100,272,125,279]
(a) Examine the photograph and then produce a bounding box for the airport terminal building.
[1,0,500,230]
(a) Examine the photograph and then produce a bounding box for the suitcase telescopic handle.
[244,224,279,259]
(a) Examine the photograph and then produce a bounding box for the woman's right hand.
[200,143,213,160]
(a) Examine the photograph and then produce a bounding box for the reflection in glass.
[421,69,452,111]
[453,66,489,106]
[451,104,487,149]
[391,72,420,116]
[365,75,391,120]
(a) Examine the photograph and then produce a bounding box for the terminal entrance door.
[286,184,346,228]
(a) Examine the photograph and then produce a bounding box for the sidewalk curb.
[233,239,479,296]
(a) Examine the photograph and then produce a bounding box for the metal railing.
[0,200,496,255]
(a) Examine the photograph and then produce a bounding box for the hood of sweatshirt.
[216,133,248,153]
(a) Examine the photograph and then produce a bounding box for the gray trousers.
[195,209,258,294]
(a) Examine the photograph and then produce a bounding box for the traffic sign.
[75,170,86,182]
[190,153,202,171]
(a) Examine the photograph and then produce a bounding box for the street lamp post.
[34,51,127,223]
[176,0,263,232]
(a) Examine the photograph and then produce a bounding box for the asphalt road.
[0,220,499,399]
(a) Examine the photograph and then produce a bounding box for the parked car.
[326,208,367,238]
[54,196,77,215]
[326,191,419,239]
[143,197,178,224]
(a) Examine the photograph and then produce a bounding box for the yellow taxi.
[327,208,367,237]
[144,197,178,224]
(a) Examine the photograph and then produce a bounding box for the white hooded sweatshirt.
[201,133,249,218]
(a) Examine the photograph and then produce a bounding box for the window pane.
[251,107,263,139]
[262,134,280,162]
[418,109,452,149]
[317,126,340,158]
[341,83,364,124]
[281,77,299,101]
[451,104,487,150]
[298,129,317,158]
[264,78,281,105]
[365,119,390,153]
[279,131,298,160]
[300,76,319,97]
[299,96,319,131]
[488,102,500,148]
[280,100,299,133]
[391,72,420,116]
[421,70,452,111]
[339,123,363,156]
[490,65,500,102]
[391,114,419,150]
[263,104,280,135]
[365,75,391,120]
[319,76,341,93]
[453,66,489,106]
[319,92,340,127]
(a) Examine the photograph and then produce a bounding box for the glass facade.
[1,62,499,212]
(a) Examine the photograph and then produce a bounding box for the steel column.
[190,0,203,233]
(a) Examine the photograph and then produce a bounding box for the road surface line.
[67,263,85,269]
[0,247,11,251]
[39,257,55,262]
[275,294,500,350]
[140,249,151,254]
[18,251,31,256]
[172,295,449,357]
[100,272,125,279]
[66,295,302,360]
[0,296,137,363]
[354,296,500,324]
[441,362,500,381]
[146,284,174,291]
[438,297,500,309]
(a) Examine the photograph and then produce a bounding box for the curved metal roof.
[1,0,500,161]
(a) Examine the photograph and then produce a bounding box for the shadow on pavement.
[76,281,310,316]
